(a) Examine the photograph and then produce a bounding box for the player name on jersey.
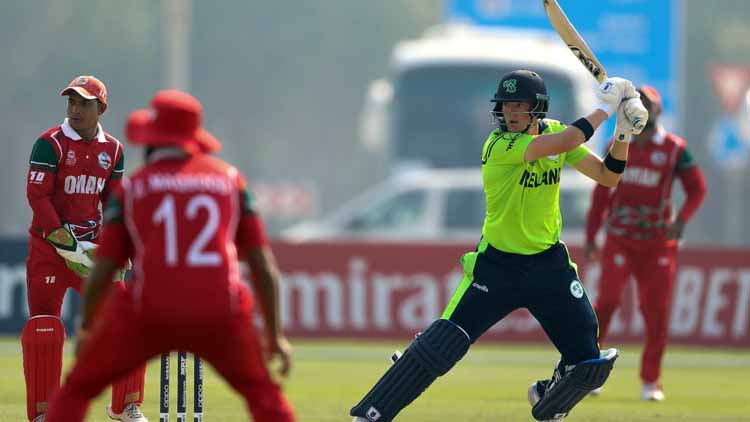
[141,173,232,195]
[518,168,561,188]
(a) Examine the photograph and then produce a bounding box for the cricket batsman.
[584,85,708,401]
[44,89,296,422]
[350,70,648,422]
[23,75,148,422]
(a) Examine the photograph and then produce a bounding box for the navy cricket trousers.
[441,240,600,366]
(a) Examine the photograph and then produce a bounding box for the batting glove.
[614,97,649,143]
[596,77,635,117]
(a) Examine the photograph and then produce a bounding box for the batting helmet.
[490,70,549,130]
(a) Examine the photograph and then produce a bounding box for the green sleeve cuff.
[103,196,124,224]
[110,153,125,179]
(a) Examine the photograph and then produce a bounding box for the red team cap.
[637,85,663,114]
[125,89,222,154]
[60,75,108,111]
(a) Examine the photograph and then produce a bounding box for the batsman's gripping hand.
[596,77,636,117]
[614,97,649,143]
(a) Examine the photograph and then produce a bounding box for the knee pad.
[410,319,471,375]
[350,319,470,422]
[532,348,618,421]
[22,315,66,420]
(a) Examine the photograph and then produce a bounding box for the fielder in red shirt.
[584,86,707,401]
[44,89,296,422]
[23,75,147,422]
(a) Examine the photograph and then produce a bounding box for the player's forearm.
[29,199,63,234]
[677,166,707,222]
[246,246,283,337]
[80,257,118,329]
[101,177,122,204]
[585,184,611,242]
[527,111,609,161]
[562,110,608,149]
[27,188,63,235]
[598,140,629,187]
[253,270,282,337]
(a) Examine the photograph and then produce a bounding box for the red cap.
[60,75,108,111]
[637,85,663,114]
[125,90,221,154]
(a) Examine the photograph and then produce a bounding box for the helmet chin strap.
[520,120,534,134]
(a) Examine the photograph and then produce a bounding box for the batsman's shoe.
[528,380,550,406]
[588,386,603,396]
[641,382,665,401]
[106,403,149,422]
[32,413,45,422]
[527,381,564,421]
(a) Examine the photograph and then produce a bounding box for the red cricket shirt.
[27,119,124,240]
[96,150,267,314]
[586,126,707,242]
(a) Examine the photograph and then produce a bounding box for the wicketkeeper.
[23,75,148,422]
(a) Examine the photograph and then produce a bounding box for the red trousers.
[25,236,145,419]
[45,283,295,422]
[594,234,677,383]
[26,236,84,316]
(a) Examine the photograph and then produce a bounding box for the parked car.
[280,168,595,244]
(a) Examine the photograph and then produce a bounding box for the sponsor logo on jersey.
[98,152,112,170]
[518,168,560,188]
[621,166,661,187]
[63,175,105,195]
[650,151,667,166]
[66,150,77,166]
[471,282,489,292]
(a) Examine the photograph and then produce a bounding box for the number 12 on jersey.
[152,194,223,267]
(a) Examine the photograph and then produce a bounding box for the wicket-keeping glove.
[46,225,96,278]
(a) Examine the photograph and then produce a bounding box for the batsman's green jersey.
[480,119,591,254]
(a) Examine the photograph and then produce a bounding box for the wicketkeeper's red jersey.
[586,127,707,241]
[27,119,124,240]
[96,150,268,315]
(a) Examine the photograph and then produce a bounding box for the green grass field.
[1,337,748,421]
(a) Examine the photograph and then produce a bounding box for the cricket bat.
[543,0,607,83]
[544,0,645,130]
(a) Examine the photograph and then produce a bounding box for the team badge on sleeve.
[98,152,112,170]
